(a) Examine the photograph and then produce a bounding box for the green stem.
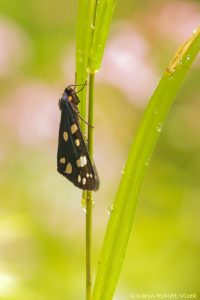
[86,191,93,300]
[86,72,95,300]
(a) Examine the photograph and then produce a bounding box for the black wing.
[57,104,99,191]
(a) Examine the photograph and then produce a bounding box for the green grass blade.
[88,0,118,73]
[76,0,96,130]
[92,28,200,300]
[76,0,118,124]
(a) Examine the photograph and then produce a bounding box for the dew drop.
[184,54,191,65]
[156,122,163,133]
[81,198,94,212]
[156,78,161,86]
[92,200,95,210]
[166,69,175,79]
[193,28,198,34]
[107,204,114,216]
[186,55,191,61]
[145,158,150,167]
[121,166,125,174]
[81,198,86,212]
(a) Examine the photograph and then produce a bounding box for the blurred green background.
[0,0,200,299]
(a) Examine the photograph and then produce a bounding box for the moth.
[57,84,99,191]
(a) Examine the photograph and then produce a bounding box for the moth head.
[64,85,80,105]
[64,86,74,95]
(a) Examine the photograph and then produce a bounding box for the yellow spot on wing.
[60,157,66,164]
[71,124,78,134]
[63,131,68,141]
[75,139,80,147]
[65,162,72,174]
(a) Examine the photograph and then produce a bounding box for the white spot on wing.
[82,177,86,185]
[76,156,87,167]
[78,175,81,182]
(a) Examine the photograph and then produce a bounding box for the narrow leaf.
[88,0,118,73]
[76,0,96,129]
[92,28,200,300]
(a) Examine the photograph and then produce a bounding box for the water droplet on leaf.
[184,54,191,65]
[107,204,114,216]
[81,197,86,212]
[145,158,150,167]
[156,122,163,133]
[121,166,125,174]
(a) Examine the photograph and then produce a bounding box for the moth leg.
[78,113,94,128]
